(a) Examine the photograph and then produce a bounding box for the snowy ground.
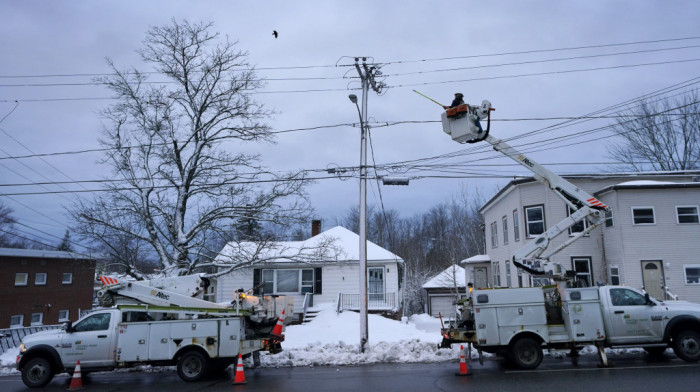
[0,304,646,376]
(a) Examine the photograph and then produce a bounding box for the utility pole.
[351,57,384,354]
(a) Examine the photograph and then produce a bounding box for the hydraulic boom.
[441,101,611,283]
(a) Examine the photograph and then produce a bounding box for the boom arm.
[441,101,610,281]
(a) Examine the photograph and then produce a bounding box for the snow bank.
[0,348,19,375]
[258,306,460,367]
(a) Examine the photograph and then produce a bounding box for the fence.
[0,325,62,355]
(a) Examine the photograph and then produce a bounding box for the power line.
[381,36,700,65]
[384,45,700,78]
[388,58,700,89]
[3,36,698,80]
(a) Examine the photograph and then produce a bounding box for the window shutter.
[253,269,261,295]
[314,267,322,294]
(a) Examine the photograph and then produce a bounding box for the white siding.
[216,260,402,315]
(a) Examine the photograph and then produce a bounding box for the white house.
[214,225,404,322]
[422,265,466,317]
[475,171,700,303]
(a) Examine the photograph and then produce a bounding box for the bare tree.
[71,20,311,277]
[607,90,700,171]
[0,200,18,247]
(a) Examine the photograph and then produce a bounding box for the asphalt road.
[2,351,699,392]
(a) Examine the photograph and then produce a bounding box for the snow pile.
[1,348,19,375]
[259,306,459,367]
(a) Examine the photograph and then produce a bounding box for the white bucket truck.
[438,101,700,369]
[16,274,289,387]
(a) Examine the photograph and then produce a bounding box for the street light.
[348,93,369,353]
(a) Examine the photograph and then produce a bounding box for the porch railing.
[302,293,313,322]
[336,292,398,313]
[663,286,679,301]
[0,324,62,354]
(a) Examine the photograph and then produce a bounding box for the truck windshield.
[610,288,646,306]
[73,313,111,332]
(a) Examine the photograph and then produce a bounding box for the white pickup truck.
[443,285,700,369]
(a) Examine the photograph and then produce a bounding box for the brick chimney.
[311,219,322,237]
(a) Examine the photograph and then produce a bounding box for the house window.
[62,273,73,284]
[676,206,699,224]
[490,221,498,248]
[492,262,501,287]
[10,315,23,328]
[685,265,700,284]
[30,313,43,326]
[609,265,621,285]
[517,268,523,288]
[572,257,592,287]
[567,206,588,235]
[301,269,314,294]
[513,210,520,242]
[35,273,47,286]
[502,216,508,245]
[605,209,614,227]
[525,205,545,237]
[203,285,216,302]
[58,310,70,322]
[632,207,655,225]
[262,269,315,294]
[15,273,28,286]
[506,261,512,287]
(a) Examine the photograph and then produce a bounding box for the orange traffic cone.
[270,309,285,338]
[67,360,84,390]
[232,354,247,385]
[456,345,471,376]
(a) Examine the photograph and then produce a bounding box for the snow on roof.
[215,225,403,265]
[617,180,676,186]
[422,265,465,289]
[460,254,490,264]
[0,247,94,260]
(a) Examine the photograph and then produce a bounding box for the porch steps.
[302,308,322,324]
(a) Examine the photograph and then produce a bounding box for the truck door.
[60,312,115,368]
[606,288,664,344]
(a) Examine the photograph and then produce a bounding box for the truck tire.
[21,357,54,388]
[673,330,700,362]
[176,351,209,382]
[510,338,543,369]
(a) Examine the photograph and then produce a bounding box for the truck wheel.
[21,357,54,388]
[673,330,700,362]
[177,351,209,382]
[510,338,543,369]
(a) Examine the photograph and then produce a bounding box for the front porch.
[335,292,399,313]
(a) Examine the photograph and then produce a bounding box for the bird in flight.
[272,30,278,38]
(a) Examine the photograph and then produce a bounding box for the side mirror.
[62,321,73,333]
[644,293,654,306]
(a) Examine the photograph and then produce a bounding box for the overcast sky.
[1,1,699,252]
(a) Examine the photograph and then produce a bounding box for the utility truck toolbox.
[473,288,548,347]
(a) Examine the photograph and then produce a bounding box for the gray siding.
[481,173,700,303]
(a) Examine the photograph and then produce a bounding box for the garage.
[423,265,466,317]
[428,294,462,318]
